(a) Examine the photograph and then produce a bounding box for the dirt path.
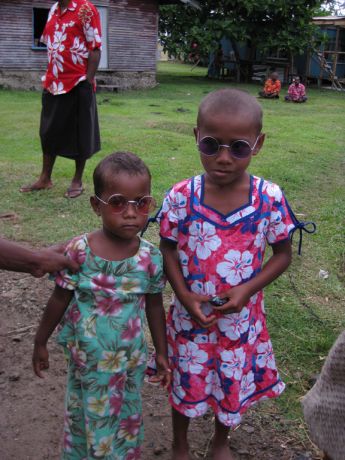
[0,270,321,459]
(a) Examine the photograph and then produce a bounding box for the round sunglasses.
[197,135,260,159]
[95,194,156,215]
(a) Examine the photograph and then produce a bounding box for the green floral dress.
[54,234,164,460]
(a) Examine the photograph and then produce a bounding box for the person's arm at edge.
[33,285,73,377]
[0,238,78,277]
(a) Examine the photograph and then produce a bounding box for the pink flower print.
[109,372,126,391]
[239,371,256,402]
[63,429,73,453]
[256,340,276,369]
[188,221,221,260]
[109,390,124,416]
[178,342,208,374]
[67,238,87,265]
[220,348,246,380]
[65,303,81,324]
[125,447,142,460]
[70,346,87,368]
[121,317,141,341]
[218,307,250,340]
[94,295,122,317]
[118,414,142,442]
[90,273,116,294]
[216,249,253,286]
[172,299,193,332]
[205,370,224,400]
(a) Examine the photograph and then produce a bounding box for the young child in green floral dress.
[32,151,171,460]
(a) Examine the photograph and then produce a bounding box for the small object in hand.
[210,296,229,307]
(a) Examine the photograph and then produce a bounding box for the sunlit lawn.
[0,61,344,427]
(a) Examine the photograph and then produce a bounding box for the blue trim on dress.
[171,379,283,414]
[199,174,254,218]
[190,175,263,230]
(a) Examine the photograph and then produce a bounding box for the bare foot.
[171,445,192,460]
[20,180,52,193]
[211,443,235,460]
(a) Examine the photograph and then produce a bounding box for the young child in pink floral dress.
[159,89,298,460]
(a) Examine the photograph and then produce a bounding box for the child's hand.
[212,285,252,314]
[32,343,49,378]
[149,354,171,389]
[181,292,217,328]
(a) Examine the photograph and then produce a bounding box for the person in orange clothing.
[259,72,281,99]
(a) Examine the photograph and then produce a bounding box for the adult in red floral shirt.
[21,0,102,198]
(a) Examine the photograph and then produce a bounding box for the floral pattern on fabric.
[42,0,102,95]
[54,234,164,459]
[159,174,296,427]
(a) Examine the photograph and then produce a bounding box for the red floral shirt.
[41,0,102,95]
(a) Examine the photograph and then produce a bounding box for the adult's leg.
[211,417,234,460]
[171,407,191,460]
[20,153,55,192]
[64,157,86,198]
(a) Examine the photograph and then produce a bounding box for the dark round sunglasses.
[95,194,156,215]
[197,135,260,160]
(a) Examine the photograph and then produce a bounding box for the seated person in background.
[258,72,281,98]
[285,76,307,103]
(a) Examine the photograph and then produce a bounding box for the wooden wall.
[0,0,159,72]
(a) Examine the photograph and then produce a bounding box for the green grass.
[1,61,345,424]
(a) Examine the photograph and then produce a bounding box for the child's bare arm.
[160,239,216,327]
[145,292,171,388]
[215,239,292,314]
[33,285,73,378]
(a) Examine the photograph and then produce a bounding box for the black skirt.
[39,80,100,159]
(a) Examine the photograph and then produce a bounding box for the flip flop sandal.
[64,187,84,199]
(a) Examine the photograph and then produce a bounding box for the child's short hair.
[93,151,151,195]
[197,88,263,134]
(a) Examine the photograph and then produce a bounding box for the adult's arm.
[0,238,78,277]
[86,49,101,83]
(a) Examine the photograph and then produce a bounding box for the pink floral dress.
[159,174,297,427]
[54,235,164,459]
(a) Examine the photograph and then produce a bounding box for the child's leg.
[211,417,235,460]
[171,407,191,460]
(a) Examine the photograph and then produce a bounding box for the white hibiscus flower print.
[256,340,276,369]
[220,347,246,380]
[239,371,256,402]
[172,299,193,332]
[184,402,208,417]
[216,249,253,286]
[188,221,221,260]
[205,370,224,400]
[247,320,263,345]
[178,342,208,374]
[70,36,88,65]
[218,307,250,340]
[178,250,189,277]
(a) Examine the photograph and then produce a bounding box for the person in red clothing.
[258,72,281,99]
[285,76,307,103]
[20,0,102,198]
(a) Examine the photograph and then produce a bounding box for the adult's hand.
[31,243,79,277]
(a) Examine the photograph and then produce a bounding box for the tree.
[159,0,337,79]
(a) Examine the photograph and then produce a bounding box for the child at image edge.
[33,152,171,459]
[159,89,298,460]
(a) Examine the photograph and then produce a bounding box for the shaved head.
[197,89,263,134]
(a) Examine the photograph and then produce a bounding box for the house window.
[33,8,49,49]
